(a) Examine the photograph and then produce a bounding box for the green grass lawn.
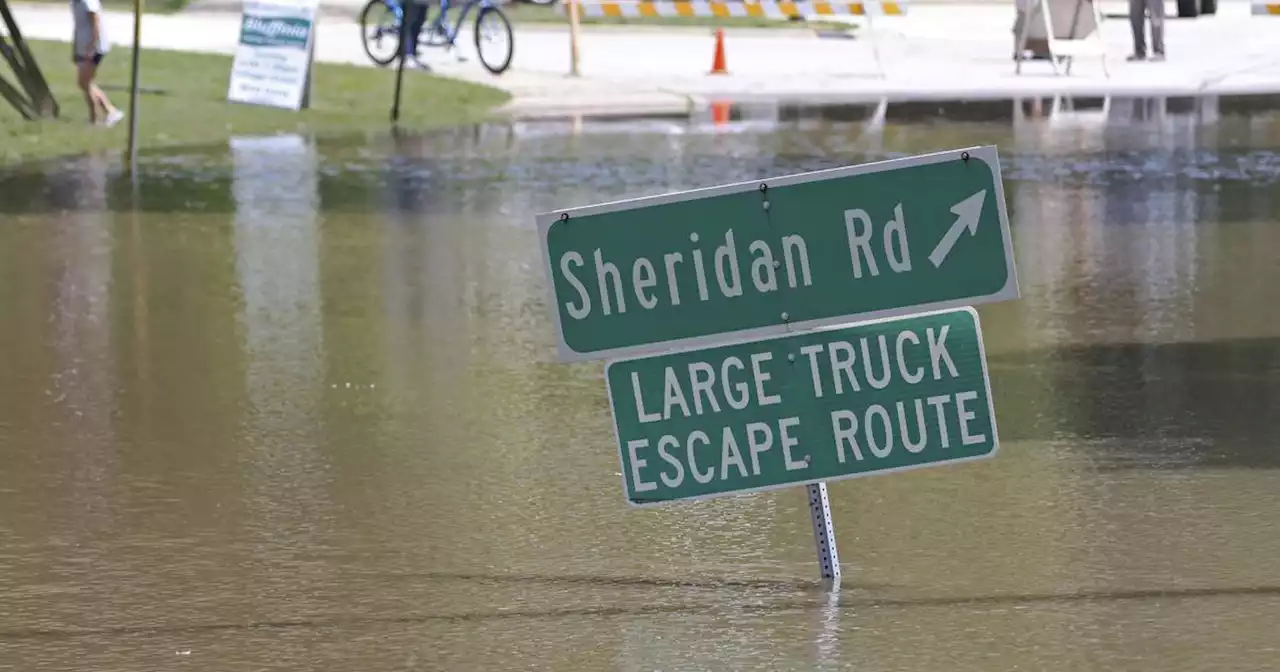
[501,3,854,31]
[0,39,510,165]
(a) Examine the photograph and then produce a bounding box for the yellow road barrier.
[560,1,909,19]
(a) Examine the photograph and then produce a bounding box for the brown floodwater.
[1,95,1279,670]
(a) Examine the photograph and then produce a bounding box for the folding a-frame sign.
[1015,0,1110,76]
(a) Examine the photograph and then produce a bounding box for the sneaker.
[1150,53,1166,62]
[1126,53,1146,62]
[103,109,125,128]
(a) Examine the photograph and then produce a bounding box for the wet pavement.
[1,94,1279,670]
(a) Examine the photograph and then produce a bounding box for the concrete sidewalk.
[10,2,1279,119]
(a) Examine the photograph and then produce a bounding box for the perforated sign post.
[537,145,1018,364]
[538,147,1017,586]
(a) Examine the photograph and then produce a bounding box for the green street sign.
[538,146,1018,363]
[604,308,998,507]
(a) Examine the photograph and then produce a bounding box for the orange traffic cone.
[711,100,731,125]
[710,29,728,75]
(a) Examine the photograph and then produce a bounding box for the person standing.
[402,0,432,70]
[1128,0,1166,62]
[71,0,125,126]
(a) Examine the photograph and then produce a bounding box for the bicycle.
[360,0,514,75]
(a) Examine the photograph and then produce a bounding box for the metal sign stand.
[300,31,314,110]
[391,6,411,123]
[1014,0,1109,77]
[125,0,143,173]
[807,482,842,585]
[861,5,887,79]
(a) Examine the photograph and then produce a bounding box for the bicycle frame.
[433,0,503,46]
[381,0,499,49]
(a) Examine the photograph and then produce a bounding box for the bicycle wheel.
[361,0,403,66]
[474,6,514,75]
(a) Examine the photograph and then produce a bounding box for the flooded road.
[2,95,1279,670]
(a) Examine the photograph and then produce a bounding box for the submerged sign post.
[537,146,1019,585]
[227,0,319,111]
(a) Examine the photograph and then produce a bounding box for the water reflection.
[48,154,118,537]
[1,94,1279,669]
[229,134,337,612]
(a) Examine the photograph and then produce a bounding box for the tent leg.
[1041,5,1061,76]
[865,13,885,78]
[1014,7,1031,75]
[1094,3,1110,77]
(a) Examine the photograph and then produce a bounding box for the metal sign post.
[807,483,841,584]
[391,4,411,123]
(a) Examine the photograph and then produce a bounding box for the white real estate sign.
[227,0,320,111]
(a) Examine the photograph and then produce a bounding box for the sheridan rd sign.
[537,146,1018,363]
[604,308,998,507]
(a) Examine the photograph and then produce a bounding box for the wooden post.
[0,0,58,119]
[567,0,581,77]
[0,71,36,119]
[126,0,144,173]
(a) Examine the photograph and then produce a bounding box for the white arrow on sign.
[928,190,988,268]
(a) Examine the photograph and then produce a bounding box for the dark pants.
[1129,0,1165,56]
[403,1,428,57]
[72,52,105,66]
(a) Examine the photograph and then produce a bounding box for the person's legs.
[76,57,100,123]
[404,2,428,64]
[1148,0,1166,58]
[1128,0,1147,58]
[91,83,123,125]
[1131,0,1152,58]
[1012,10,1026,59]
[77,55,124,126]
